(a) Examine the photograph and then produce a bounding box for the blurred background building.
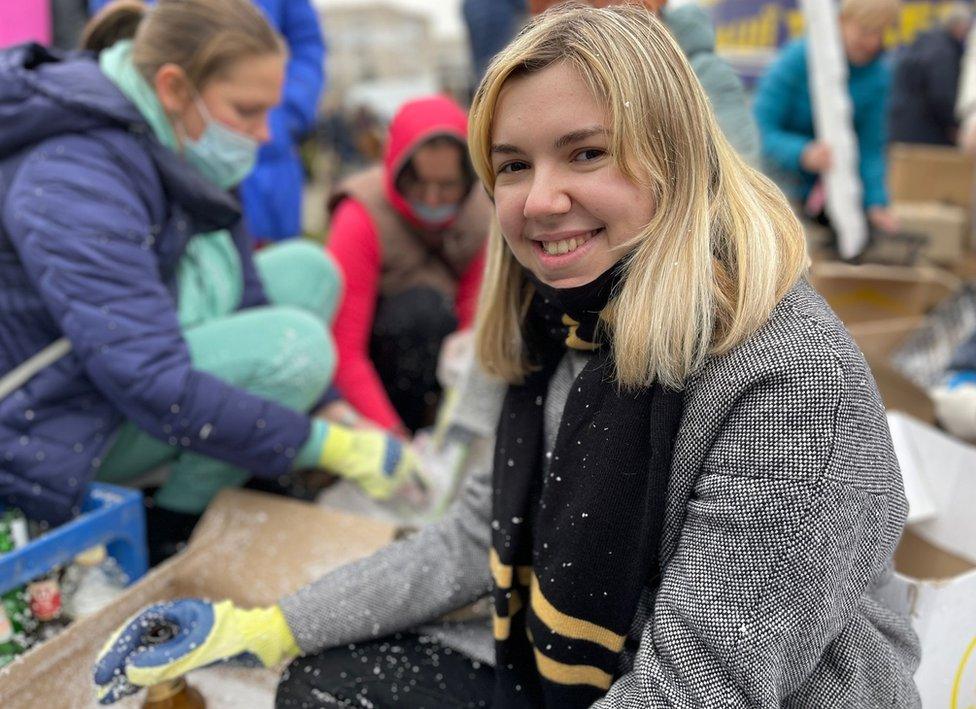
[316,0,470,116]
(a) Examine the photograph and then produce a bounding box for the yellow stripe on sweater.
[530,573,626,653]
[533,646,614,690]
[490,548,532,589]
[490,547,511,588]
[561,314,602,351]
[492,589,523,641]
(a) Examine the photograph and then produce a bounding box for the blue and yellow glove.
[312,422,428,501]
[93,599,298,705]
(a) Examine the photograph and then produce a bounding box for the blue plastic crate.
[0,483,148,595]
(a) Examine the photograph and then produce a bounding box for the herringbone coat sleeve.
[594,320,920,708]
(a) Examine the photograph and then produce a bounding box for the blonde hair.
[82,0,284,88]
[839,0,901,31]
[470,3,807,389]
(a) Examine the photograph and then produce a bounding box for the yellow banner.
[714,1,958,52]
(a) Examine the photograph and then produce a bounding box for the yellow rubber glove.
[93,599,298,704]
[318,424,426,500]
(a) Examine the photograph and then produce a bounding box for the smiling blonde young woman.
[94,5,920,707]
[472,4,806,389]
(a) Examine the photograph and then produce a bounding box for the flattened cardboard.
[0,489,395,708]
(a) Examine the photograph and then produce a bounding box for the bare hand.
[800,142,833,173]
[314,400,372,431]
[960,115,976,155]
[867,206,899,234]
[436,330,475,388]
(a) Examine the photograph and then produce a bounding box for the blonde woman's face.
[490,62,655,289]
[840,19,886,65]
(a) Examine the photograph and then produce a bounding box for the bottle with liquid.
[62,545,126,620]
[143,678,206,709]
[142,622,206,709]
[0,509,34,666]
[27,570,69,642]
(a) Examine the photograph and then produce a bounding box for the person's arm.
[454,243,486,329]
[275,0,326,142]
[327,199,405,432]
[6,133,309,478]
[231,222,270,309]
[753,41,812,173]
[279,440,494,652]
[594,345,912,705]
[94,362,503,703]
[856,66,891,208]
[958,25,976,122]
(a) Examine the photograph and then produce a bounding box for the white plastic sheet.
[800,0,869,259]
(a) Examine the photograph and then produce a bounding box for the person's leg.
[99,239,338,558]
[275,633,494,709]
[100,304,332,505]
[254,239,343,324]
[153,305,333,513]
[369,287,458,433]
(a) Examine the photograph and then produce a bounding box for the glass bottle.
[141,622,206,709]
[142,678,206,709]
[27,569,69,642]
[0,509,34,666]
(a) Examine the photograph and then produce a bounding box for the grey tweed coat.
[281,279,921,707]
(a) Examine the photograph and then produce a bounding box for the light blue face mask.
[181,96,259,189]
[410,201,460,225]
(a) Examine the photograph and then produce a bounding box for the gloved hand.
[318,424,429,501]
[93,599,298,705]
[931,370,976,441]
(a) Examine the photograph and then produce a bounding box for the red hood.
[383,95,470,230]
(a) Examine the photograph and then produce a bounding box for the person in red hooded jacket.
[324,96,491,434]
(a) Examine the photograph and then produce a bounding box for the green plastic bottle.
[0,509,34,667]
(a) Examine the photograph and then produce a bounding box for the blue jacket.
[461,0,525,79]
[89,0,326,241]
[0,44,310,523]
[753,38,890,208]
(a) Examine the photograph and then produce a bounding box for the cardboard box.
[809,262,962,424]
[891,201,968,264]
[884,412,976,707]
[888,284,976,390]
[888,412,976,553]
[889,143,975,213]
[809,262,959,325]
[891,531,976,708]
[846,318,936,424]
[0,489,395,708]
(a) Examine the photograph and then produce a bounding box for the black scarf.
[491,264,684,708]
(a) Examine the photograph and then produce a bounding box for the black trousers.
[275,633,495,708]
[370,287,457,433]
